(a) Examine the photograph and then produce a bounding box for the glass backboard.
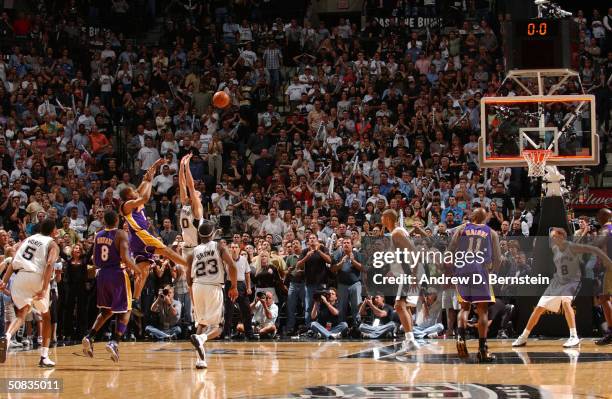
[479,95,598,167]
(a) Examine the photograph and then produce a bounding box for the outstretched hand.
[144,158,167,181]
[151,157,167,170]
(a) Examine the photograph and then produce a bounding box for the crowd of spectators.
[0,1,610,345]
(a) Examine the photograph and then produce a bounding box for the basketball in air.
[213,91,231,108]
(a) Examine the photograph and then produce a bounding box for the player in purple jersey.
[82,210,136,362]
[449,208,501,363]
[596,208,612,345]
[119,158,186,312]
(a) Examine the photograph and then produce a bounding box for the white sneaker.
[9,340,23,348]
[396,339,419,355]
[190,334,206,361]
[38,356,55,368]
[330,333,342,340]
[82,337,94,358]
[563,336,580,348]
[195,358,207,369]
[512,335,528,347]
[22,339,31,347]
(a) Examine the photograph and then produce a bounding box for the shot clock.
[503,19,578,71]
[518,21,557,36]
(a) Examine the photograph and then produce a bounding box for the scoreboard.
[503,19,578,70]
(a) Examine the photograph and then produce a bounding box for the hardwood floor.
[0,339,611,398]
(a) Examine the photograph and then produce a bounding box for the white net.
[523,150,552,177]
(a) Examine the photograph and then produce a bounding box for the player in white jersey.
[0,219,60,367]
[179,153,204,257]
[185,220,238,369]
[513,227,612,348]
[381,209,420,355]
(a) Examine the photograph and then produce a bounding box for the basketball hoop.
[522,149,552,177]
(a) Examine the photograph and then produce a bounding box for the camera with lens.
[313,290,329,301]
[256,291,266,299]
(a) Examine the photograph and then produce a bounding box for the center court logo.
[259,383,546,398]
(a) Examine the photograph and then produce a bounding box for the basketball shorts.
[537,278,579,312]
[455,268,494,304]
[97,267,132,313]
[130,230,166,264]
[192,283,224,327]
[395,282,419,307]
[11,271,50,313]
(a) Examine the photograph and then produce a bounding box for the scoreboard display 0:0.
[515,20,558,38]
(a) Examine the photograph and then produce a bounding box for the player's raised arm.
[117,229,136,271]
[220,243,238,302]
[179,155,189,206]
[185,154,203,219]
[137,158,166,197]
[122,160,165,214]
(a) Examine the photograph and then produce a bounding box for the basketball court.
[1,339,611,398]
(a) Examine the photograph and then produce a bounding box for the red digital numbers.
[527,22,547,36]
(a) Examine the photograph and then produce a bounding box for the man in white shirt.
[68,207,87,239]
[239,42,257,66]
[37,95,56,117]
[210,184,234,214]
[77,108,95,132]
[285,77,308,108]
[8,181,28,208]
[9,158,30,183]
[137,136,161,177]
[152,164,174,197]
[250,291,278,338]
[259,207,286,240]
[366,185,388,207]
[238,20,253,42]
[471,186,491,209]
[143,120,159,141]
[259,104,280,128]
[298,66,316,85]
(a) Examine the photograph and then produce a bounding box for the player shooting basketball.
[119,158,187,312]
